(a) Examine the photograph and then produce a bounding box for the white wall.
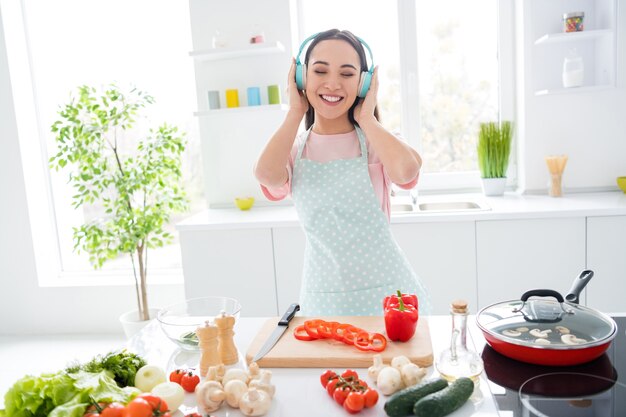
[1,1,626,334]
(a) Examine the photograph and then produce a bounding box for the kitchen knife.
[252,303,300,362]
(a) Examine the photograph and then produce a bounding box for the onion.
[152,382,185,411]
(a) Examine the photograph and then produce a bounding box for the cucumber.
[383,378,448,417]
[413,377,474,417]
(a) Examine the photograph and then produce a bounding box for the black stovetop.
[473,314,626,417]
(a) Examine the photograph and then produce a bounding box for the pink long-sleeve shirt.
[260,129,418,220]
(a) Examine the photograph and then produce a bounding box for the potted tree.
[49,84,189,335]
[477,120,513,196]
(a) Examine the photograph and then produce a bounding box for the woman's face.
[305,39,361,123]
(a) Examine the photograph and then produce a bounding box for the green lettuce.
[2,370,138,417]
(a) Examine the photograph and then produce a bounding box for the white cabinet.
[528,0,617,95]
[586,216,626,313]
[391,222,477,315]
[476,218,586,309]
[273,226,306,314]
[180,229,278,316]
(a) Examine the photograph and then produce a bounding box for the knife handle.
[278,303,300,326]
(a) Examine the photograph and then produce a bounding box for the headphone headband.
[295,32,375,71]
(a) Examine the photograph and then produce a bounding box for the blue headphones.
[294,32,374,98]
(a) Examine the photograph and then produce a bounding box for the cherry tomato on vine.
[320,370,337,388]
[99,403,125,417]
[137,394,169,413]
[181,371,200,392]
[125,398,153,417]
[343,391,365,414]
[169,369,185,384]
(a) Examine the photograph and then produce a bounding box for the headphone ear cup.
[358,71,372,98]
[295,63,306,90]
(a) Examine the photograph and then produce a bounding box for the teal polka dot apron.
[292,126,430,316]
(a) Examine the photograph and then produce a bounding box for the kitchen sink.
[391,200,490,214]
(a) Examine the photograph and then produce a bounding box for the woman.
[254,29,429,316]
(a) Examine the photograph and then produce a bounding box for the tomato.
[180,371,200,393]
[326,378,340,396]
[333,386,352,406]
[320,370,337,388]
[294,325,318,341]
[341,369,359,381]
[100,403,125,417]
[138,394,169,413]
[169,369,185,384]
[125,398,153,417]
[363,388,379,408]
[184,414,202,417]
[343,391,365,414]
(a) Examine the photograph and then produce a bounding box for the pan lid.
[477,289,617,349]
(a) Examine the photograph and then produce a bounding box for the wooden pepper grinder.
[215,310,238,365]
[196,320,220,377]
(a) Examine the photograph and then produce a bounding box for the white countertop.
[176,191,626,230]
[127,315,500,417]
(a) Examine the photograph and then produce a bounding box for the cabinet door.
[391,222,477,315]
[272,227,306,314]
[180,229,277,316]
[476,218,586,309]
[587,216,626,313]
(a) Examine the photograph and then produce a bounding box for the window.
[3,0,204,284]
[298,0,515,191]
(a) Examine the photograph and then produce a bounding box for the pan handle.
[520,289,564,303]
[565,269,594,305]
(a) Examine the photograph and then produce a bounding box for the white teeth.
[321,95,342,102]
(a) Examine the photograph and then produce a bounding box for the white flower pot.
[119,308,159,339]
[481,177,507,196]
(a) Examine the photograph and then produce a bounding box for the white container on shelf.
[562,53,584,88]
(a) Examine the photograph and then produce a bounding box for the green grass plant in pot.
[49,84,189,332]
[477,121,513,196]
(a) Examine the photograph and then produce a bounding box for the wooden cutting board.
[245,316,433,368]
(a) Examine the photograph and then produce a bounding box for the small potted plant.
[49,84,189,335]
[477,120,513,196]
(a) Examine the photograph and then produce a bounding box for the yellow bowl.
[235,197,255,210]
[617,177,626,193]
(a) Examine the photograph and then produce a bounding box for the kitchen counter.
[127,315,500,417]
[176,191,626,230]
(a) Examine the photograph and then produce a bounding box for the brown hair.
[303,29,380,130]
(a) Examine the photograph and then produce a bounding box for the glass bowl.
[157,296,241,350]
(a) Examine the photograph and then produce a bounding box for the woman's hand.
[354,66,379,126]
[287,58,309,117]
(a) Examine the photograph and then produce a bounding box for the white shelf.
[190,41,285,62]
[534,29,613,45]
[194,104,288,117]
[535,84,614,96]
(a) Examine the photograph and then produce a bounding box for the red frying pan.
[476,270,617,366]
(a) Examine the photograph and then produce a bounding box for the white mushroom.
[377,366,404,395]
[400,363,427,387]
[195,380,225,413]
[555,326,570,334]
[224,379,248,408]
[368,354,388,380]
[248,370,276,398]
[502,329,522,337]
[535,338,551,345]
[529,329,552,338]
[239,387,272,416]
[206,364,225,382]
[247,362,261,382]
[516,327,529,333]
[391,355,412,372]
[222,368,249,386]
[561,334,587,345]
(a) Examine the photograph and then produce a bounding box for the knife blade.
[252,303,300,362]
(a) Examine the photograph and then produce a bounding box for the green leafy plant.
[477,120,513,178]
[49,84,188,321]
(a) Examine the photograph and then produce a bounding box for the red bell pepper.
[383,290,419,342]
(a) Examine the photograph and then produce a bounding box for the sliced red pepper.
[317,321,338,339]
[354,331,387,352]
[294,324,318,341]
[304,319,324,338]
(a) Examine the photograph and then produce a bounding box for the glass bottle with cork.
[435,299,484,382]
